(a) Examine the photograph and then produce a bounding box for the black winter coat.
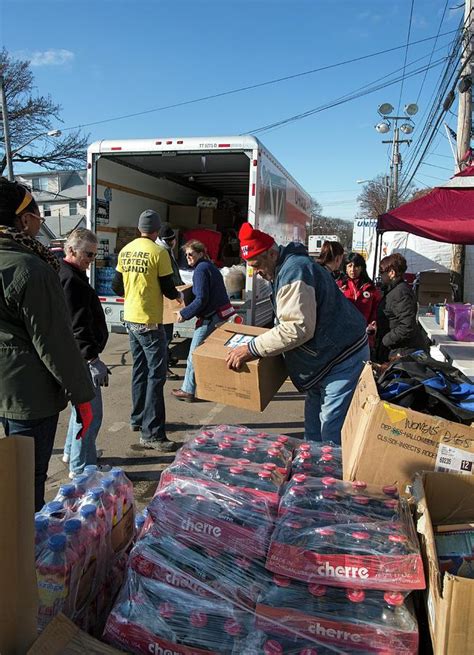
[59,261,108,360]
[375,279,426,363]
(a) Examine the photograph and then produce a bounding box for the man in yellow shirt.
[112,209,181,451]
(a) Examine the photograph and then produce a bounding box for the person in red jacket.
[338,252,381,348]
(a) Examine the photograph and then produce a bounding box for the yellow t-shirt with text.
[117,237,172,324]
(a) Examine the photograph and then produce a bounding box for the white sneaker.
[68,471,76,480]
[62,453,70,463]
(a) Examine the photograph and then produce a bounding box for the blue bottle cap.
[135,514,146,529]
[64,519,82,534]
[80,504,97,519]
[59,484,76,497]
[45,501,63,514]
[84,465,98,474]
[101,477,114,489]
[35,515,49,531]
[89,487,104,500]
[48,534,67,551]
[74,474,89,487]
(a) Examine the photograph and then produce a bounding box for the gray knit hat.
[138,209,161,233]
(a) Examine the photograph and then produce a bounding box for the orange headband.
[15,190,34,215]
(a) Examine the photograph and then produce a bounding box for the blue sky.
[1,0,463,220]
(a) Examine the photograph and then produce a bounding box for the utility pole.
[452,0,473,301]
[0,74,14,181]
[382,123,411,210]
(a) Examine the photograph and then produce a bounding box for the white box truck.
[307,234,339,257]
[86,135,311,333]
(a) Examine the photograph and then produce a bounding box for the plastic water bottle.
[54,483,78,511]
[41,500,69,534]
[35,514,49,559]
[36,533,80,630]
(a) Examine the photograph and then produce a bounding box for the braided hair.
[0,176,39,227]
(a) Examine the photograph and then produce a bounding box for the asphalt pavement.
[45,332,306,508]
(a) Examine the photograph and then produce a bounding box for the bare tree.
[308,199,353,249]
[357,174,417,218]
[0,48,89,174]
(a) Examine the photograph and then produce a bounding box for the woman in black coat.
[375,253,426,363]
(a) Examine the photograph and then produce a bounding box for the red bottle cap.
[351,531,370,540]
[277,435,289,443]
[299,649,318,655]
[158,602,175,618]
[389,534,408,543]
[352,480,367,490]
[299,442,311,451]
[225,435,237,441]
[321,490,337,500]
[229,466,244,475]
[267,448,281,457]
[263,462,277,471]
[321,453,333,462]
[321,476,337,486]
[290,485,307,496]
[237,458,251,465]
[190,611,208,628]
[346,589,366,603]
[382,485,398,496]
[320,445,333,454]
[211,455,225,462]
[293,474,307,483]
[353,495,370,505]
[384,499,399,509]
[263,640,284,655]
[194,437,208,445]
[202,462,217,471]
[258,470,272,479]
[308,583,327,597]
[384,591,405,606]
[273,575,291,587]
[218,441,232,450]
[243,445,257,453]
[285,520,303,529]
[316,527,336,537]
[224,618,242,636]
[301,452,312,460]
[322,465,336,474]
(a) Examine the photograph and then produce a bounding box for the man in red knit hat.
[226,223,369,444]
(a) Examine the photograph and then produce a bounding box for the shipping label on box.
[193,324,288,412]
[342,364,474,495]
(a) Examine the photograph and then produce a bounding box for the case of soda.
[291,442,343,479]
[148,477,275,559]
[254,575,418,653]
[266,479,425,591]
[35,465,135,633]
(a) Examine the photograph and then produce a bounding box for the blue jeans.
[64,376,103,475]
[304,343,370,444]
[129,326,167,442]
[181,315,221,395]
[0,414,59,512]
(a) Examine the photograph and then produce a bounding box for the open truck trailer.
[86,135,311,333]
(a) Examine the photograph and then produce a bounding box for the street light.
[10,129,62,159]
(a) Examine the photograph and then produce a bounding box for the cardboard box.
[342,363,474,495]
[193,323,287,411]
[110,505,135,553]
[200,207,215,225]
[168,205,200,228]
[162,284,193,325]
[27,613,125,654]
[414,472,474,654]
[417,272,451,305]
[0,437,37,654]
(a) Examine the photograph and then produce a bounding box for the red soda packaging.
[103,568,251,654]
[148,477,275,558]
[266,508,425,591]
[255,576,418,653]
[128,528,272,607]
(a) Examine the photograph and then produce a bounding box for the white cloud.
[27,49,75,67]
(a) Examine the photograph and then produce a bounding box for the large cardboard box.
[0,437,38,654]
[342,363,474,495]
[28,613,126,654]
[168,205,200,228]
[162,284,194,324]
[417,271,452,305]
[193,324,287,411]
[414,472,474,654]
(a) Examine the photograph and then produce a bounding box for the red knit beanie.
[238,222,275,260]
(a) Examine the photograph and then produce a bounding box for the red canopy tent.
[377,165,474,245]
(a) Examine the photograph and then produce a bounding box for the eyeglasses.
[185,252,196,258]
[83,251,97,259]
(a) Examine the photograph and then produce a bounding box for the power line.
[60,28,459,133]
[397,0,416,115]
[416,0,450,104]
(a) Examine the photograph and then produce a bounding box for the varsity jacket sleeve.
[249,279,317,357]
